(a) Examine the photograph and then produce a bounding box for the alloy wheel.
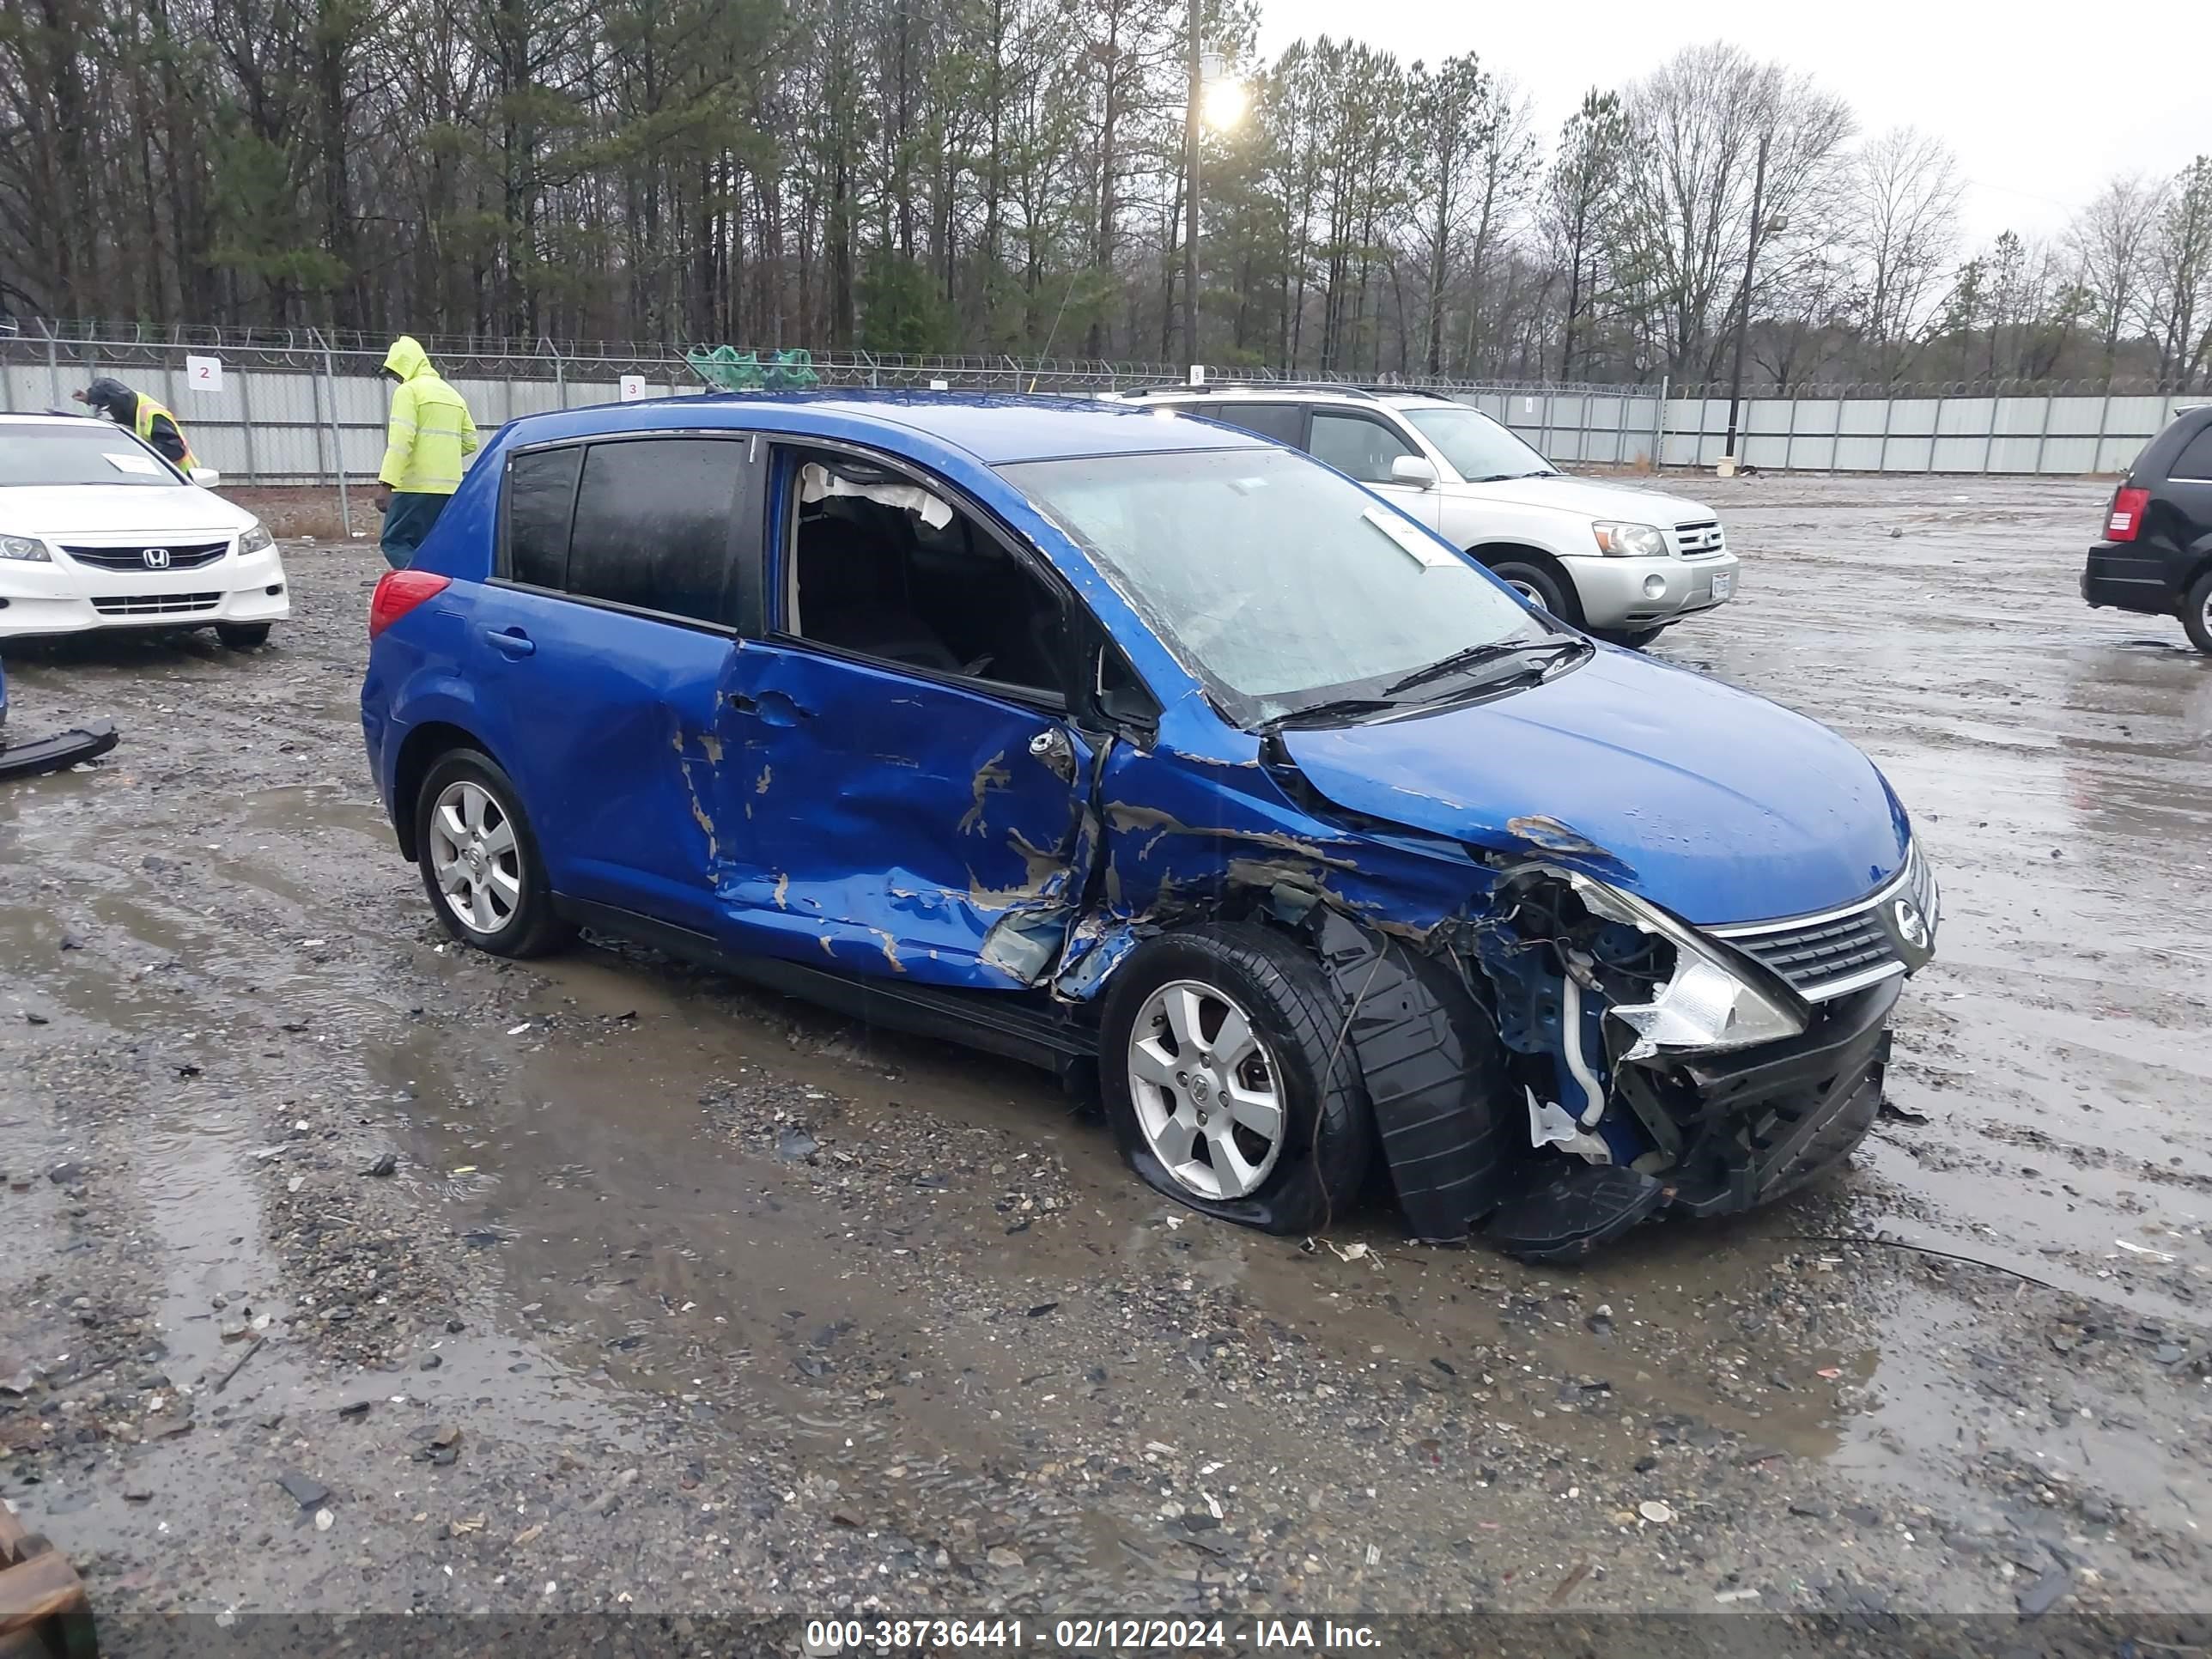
[1126,979,1285,1200]
[428,780,522,935]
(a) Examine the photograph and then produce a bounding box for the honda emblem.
[143,547,172,569]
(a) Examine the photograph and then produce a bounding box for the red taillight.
[368,569,452,638]
[2106,485,2149,543]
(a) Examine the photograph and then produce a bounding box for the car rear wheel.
[216,623,271,649]
[1099,922,1372,1234]
[414,748,571,958]
[2184,568,2212,655]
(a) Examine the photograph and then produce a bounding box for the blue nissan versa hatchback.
[361,394,1939,1260]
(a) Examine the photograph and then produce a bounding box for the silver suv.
[1116,385,1739,646]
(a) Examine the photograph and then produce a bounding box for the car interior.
[786,453,1068,698]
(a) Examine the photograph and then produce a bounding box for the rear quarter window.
[504,447,581,588]
[2169,424,2212,482]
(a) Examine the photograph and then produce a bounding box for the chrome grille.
[1730,910,1896,994]
[62,541,228,571]
[89,592,222,616]
[1710,846,1936,1001]
[1671,520,1726,558]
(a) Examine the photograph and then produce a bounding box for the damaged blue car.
[360,393,1939,1260]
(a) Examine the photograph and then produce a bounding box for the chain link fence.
[3,321,2192,497]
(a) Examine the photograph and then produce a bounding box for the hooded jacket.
[84,378,194,471]
[378,337,479,495]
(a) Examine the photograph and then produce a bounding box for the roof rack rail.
[1111,380,1387,402]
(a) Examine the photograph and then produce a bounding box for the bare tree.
[1544,88,1626,381]
[1842,125,1961,380]
[2068,173,2161,370]
[2139,156,2212,391]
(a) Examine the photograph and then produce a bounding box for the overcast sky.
[1251,0,2210,246]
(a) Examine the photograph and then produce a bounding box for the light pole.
[1182,0,1201,375]
[1181,9,1243,377]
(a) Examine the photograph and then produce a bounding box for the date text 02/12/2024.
[804,1618,1383,1651]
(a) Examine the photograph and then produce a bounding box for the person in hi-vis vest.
[375,336,480,570]
[75,378,198,475]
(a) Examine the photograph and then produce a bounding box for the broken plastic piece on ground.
[0,720,118,781]
[2114,1239,2177,1263]
[1485,1161,1667,1262]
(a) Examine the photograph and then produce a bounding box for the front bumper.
[0,720,119,780]
[2081,540,2187,615]
[1659,975,1899,1215]
[0,556,291,636]
[1565,550,1740,629]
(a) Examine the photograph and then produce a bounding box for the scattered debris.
[2114,1239,2177,1264]
[276,1472,330,1509]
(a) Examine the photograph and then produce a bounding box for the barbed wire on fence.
[9,318,2204,400]
[1,316,2189,491]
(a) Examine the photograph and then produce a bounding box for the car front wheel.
[216,623,272,649]
[1099,922,1372,1234]
[1488,558,1573,620]
[413,748,571,958]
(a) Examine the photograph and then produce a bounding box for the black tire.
[2184,568,2212,656]
[1098,921,1372,1235]
[216,622,272,649]
[1595,624,1666,649]
[412,747,571,958]
[1488,558,1574,621]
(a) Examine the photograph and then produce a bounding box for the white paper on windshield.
[102,451,163,477]
[1363,505,1455,568]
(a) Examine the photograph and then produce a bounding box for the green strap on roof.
[684,346,819,392]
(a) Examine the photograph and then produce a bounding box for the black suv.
[2082,404,2212,653]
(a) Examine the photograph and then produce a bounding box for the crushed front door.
[716,641,1096,988]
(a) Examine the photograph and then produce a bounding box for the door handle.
[726,690,811,725]
[484,627,535,659]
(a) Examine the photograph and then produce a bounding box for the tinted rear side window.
[1203,402,1304,446]
[1309,412,1418,483]
[568,439,745,625]
[506,446,581,589]
[2171,424,2212,481]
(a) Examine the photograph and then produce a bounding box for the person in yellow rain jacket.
[375,337,479,569]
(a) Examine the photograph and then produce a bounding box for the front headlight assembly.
[236,522,275,557]
[1,534,51,562]
[1567,872,1808,1059]
[1589,520,1668,558]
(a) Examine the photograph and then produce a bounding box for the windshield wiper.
[1264,696,1405,730]
[1382,636,1586,698]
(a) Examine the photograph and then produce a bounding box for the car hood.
[1277,648,1909,927]
[1453,472,1716,526]
[0,484,255,539]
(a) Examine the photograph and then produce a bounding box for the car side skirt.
[550,894,1098,1072]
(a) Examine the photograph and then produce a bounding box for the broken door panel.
[717,640,1094,987]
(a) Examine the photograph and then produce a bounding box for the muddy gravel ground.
[2,473,2209,1651]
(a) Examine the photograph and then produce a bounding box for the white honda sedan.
[0,412,290,646]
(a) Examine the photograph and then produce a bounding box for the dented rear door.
[714,645,1095,987]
